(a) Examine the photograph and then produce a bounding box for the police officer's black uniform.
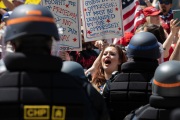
[103,32,161,120]
[0,4,110,120]
[124,60,180,120]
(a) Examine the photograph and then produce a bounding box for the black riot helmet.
[4,4,59,42]
[127,32,160,59]
[61,61,87,79]
[152,61,180,97]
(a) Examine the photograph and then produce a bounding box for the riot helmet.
[61,61,87,79]
[4,4,59,42]
[152,60,180,97]
[127,32,160,59]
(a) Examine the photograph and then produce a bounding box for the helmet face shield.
[0,26,14,59]
[51,25,64,57]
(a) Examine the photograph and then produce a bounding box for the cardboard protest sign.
[0,0,40,8]
[81,0,124,42]
[25,0,41,4]
[41,0,82,51]
[0,1,6,8]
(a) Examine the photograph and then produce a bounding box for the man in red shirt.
[159,0,173,34]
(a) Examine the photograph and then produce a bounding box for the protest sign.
[25,0,41,4]
[0,0,40,9]
[41,0,82,51]
[0,1,6,8]
[81,0,124,42]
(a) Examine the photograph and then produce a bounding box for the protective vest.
[0,53,109,120]
[124,95,180,120]
[104,61,158,120]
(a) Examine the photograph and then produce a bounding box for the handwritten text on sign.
[81,0,123,42]
[41,0,81,51]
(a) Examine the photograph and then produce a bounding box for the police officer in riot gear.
[103,32,160,120]
[124,60,180,120]
[0,4,110,120]
[61,61,110,120]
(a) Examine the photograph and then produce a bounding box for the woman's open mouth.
[104,59,111,65]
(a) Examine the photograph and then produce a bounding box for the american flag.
[122,0,146,33]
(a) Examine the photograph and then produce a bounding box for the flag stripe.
[122,0,145,33]
[123,4,136,20]
[123,13,135,27]
[124,18,134,31]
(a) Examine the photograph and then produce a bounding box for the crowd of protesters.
[0,0,179,120]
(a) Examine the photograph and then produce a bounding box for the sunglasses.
[159,1,171,5]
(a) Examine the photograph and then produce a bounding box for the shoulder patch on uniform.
[24,105,50,119]
[52,106,66,120]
